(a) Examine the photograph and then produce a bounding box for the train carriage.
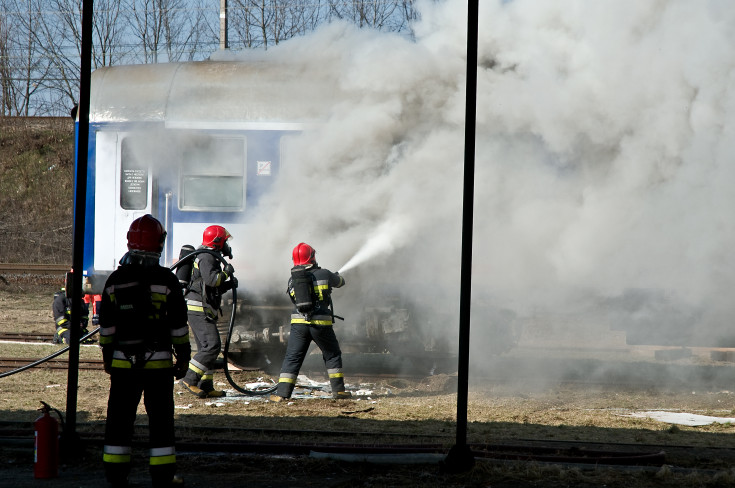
[79,60,332,291]
[76,59,518,374]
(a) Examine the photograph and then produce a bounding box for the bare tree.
[125,0,210,63]
[1,0,421,115]
[0,13,15,115]
[228,0,329,49]
[328,0,400,30]
[1,1,50,115]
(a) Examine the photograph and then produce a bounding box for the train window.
[279,133,301,170]
[180,136,246,211]
[120,138,148,210]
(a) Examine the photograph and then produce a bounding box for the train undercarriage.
[218,290,522,377]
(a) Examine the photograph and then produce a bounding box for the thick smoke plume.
[215,0,735,369]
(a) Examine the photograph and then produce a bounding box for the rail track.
[0,332,56,343]
[0,263,69,275]
[0,356,104,371]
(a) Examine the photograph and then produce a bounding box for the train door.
[93,131,155,273]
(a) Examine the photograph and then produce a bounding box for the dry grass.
[3,285,735,487]
[0,117,74,264]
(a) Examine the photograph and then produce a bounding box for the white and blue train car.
[74,60,478,373]
[77,60,325,294]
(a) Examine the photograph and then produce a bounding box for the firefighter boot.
[179,380,206,399]
[333,391,352,400]
[199,379,226,398]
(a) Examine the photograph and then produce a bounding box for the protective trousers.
[103,368,176,487]
[183,312,221,391]
[276,323,346,398]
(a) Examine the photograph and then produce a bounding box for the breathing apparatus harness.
[170,248,277,396]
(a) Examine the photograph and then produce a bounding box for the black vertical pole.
[62,0,93,459]
[443,0,479,474]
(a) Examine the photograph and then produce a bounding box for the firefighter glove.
[229,276,238,289]
[224,263,235,277]
[174,360,188,379]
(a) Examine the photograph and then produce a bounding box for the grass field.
[2,284,735,487]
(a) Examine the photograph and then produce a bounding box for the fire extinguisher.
[34,401,61,479]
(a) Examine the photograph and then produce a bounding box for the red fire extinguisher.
[34,401,60,479]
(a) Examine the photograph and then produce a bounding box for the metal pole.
[220,0,229,50]
[443,0,479,473]
[62,0,93,459]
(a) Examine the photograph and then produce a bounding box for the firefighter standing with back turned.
[179,225,237,398]
[99,214,190,488]
[271,242,351,402]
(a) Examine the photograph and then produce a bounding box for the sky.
[208,0,735,370]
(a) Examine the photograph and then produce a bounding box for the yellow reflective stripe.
[103,445,132,463]
[103,453,131,463]
[329,372,344,379]
[150,454,176,466]
[188,363,205,375]
[278,377,296,384]
[172,334,190,345]
[111,359,132,369]
[188,304,204,312]
[201,373,213,381]
[111,358,174,369]
[143,360,174,369]
[151,292,167,302]
[149,447,176,466]
[291,317,332,325]
[99,336,114,345]
[315,283,328,300]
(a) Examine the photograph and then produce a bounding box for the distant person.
[179,225,237,398]
[99,214,190,488]
[270,243,350,402]
[52,278,90,344]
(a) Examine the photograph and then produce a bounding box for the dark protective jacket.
[99,256,191,370]
[288,265,345,325]
[52,288,89,330]
[184,248,234,319]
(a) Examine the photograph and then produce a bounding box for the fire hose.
[170,249,278,396]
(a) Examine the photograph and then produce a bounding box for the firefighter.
[99,214,190,488]
[179,224,237,398]
[51,281,90,345]
[270,242,350,402]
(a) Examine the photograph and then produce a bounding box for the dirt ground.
[2,282,735,487]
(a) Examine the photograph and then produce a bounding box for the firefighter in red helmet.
[270,243,350,402]
[99,214,190,488]
[179,224,237,398]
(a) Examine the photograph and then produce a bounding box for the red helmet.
[127,214,166,252]
[292,242,316,266]
[202,225,231,250]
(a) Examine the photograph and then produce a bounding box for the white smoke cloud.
[220,0,735,359]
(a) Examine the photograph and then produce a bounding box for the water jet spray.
[338,220,406,273]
